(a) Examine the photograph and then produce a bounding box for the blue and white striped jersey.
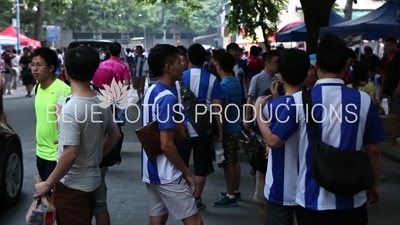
[263,95,299,206]
[141,82,182,184]
[178,66,224,137]
[271,78,385,210]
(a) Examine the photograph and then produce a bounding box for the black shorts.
[178,134,214,176]
[296,203,368,225]
[22,75,34,86]
[265,200,296,225]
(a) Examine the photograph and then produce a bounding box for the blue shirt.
[271,78,385,210]
[234,58,252,99]
[220,76,242,134]
[176,66,224,137]
[263,96,298,206]
[141,82,182,184]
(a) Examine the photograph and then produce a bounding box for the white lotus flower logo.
[97,78,133,109]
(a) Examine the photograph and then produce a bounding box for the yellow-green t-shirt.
[347,82,375,96]
[35,79,71,161]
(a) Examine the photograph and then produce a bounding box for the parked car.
[0,73,23,209]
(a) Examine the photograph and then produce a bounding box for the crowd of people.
[0,32,398,225]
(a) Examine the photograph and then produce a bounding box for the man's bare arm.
[364,144,381,187]
[160,130,191,176]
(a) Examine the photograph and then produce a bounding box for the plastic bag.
[26,175,56,225]
[215,142,225,164]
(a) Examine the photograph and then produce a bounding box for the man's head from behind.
[212,51,235,76]
[316,33,347,76]
[250,46,260,57]
[262,50,279,74]
[109,42,122,57]
[148,44,182,81]
[64,47,100,82]
[31,47,59,82]
[187,43,206,67]
[278,48,310,86]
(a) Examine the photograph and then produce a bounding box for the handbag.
[302,90,375,196]
[135,114,190,159]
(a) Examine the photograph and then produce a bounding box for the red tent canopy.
[277,20,304,33]
[0,25,41,47]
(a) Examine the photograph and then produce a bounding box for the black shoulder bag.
[302,90,375,196]
[178,80,212,134]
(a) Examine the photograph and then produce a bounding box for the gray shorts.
[95,167,108,214]
[146,176,198,220]
[389,92,400,113]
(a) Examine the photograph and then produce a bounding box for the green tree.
[226,0,288,48]
[24,0,72,40]
[54,0,103,40]
[189,0,225,34]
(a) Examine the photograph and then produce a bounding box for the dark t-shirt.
[19,56,32,76]
[383,52,400,96]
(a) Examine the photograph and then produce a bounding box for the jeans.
[36,155,57,181]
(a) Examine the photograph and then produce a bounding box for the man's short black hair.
[64,47,100,81]
[187,43,206,66]
[31,47,59,74]
[316,33,348,74]
[250,46,260,57]
[364,46,373,54]
[213,52,235,73]
[148,44,179,77]
[262,50,279,62]
[385,37,397,43]
[177,46,187,56]
[226,43,240,51]
[212,49,226,59]
[136,45,143,51]
[12,49,17,54]
[23,47,29,52]
[346,48,356,59]
[278,48,310,86]
[109,42,122,57]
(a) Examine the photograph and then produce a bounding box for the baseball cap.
[309,54,316,67]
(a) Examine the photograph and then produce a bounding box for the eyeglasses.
[30,63,47,68]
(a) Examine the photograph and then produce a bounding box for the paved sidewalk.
[106,142,260,225]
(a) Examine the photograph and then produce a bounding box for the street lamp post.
[15,0,21,51]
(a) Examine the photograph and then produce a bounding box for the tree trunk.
[344,0,353,20]
[34,2,45,41]
[300,0,335,54]
[260,24,270,52]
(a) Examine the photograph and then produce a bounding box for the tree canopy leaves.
[226,0,287,45]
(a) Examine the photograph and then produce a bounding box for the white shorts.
[146,176,198,220]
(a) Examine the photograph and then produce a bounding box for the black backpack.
[177,80,212,134]
[64,83,124,168]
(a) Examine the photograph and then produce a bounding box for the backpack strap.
[34,83,39,95]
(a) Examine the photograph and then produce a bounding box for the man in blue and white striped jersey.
[133,45,149,103]
[256,48,310,225]
[141,44,203,224]
[256,34,384,225]
[177,43,224,210]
